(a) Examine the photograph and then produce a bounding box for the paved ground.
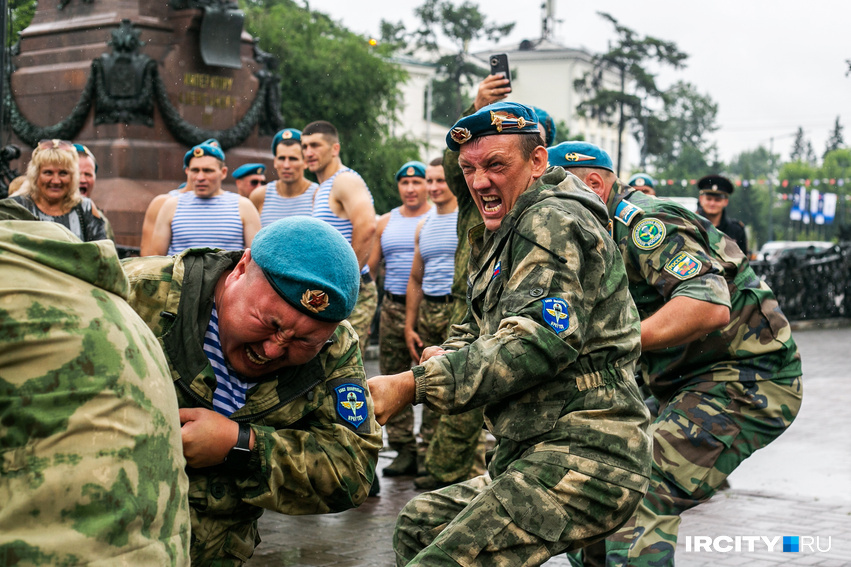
[247,323,851,566]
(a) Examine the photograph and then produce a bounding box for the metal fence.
[751,243,851,321]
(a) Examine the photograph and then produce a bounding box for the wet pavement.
[247,323,851,566]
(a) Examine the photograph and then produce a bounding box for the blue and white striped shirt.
[312,166,373,275]
[260,181,318,227]
[169,191,244,255]
[419,208,458,296]
[204,304,249,416]
[381,207,430,295]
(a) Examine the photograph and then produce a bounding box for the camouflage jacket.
[444,104,481,305]
[0,221,190,565]
[122,250,382,560]
[606,182,802,400]
[412,168,650,490]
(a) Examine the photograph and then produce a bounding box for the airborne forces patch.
[664,252,702,280]
[632,218,666,250]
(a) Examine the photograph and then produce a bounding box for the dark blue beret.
[250,217,360,323]
[697,174,734,195]
[184,142,226,168]
[272,128,302,154]
[531,106,557,147]
[628,173,655,189]
[547,141,614,172]
[395,161,427,181]
[233,163,266,179]
[446,102,541,151]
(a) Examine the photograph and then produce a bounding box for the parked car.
[756,240,835,263]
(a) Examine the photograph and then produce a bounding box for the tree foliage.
[789,126,817,165]
[381,0,514,126]
[824,116,845,158]
[8,0,37,47]
[241,0,421,213]
[574,12,687,174]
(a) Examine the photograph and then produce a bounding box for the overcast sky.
[307,0,850,165]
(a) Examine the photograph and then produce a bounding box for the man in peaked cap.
[368,103,651,565]
[367,160,432,477]
[550,141,802,567]
[232,163,266,198]
[628,172,656,196]
[146,140,261,256]
[251,128,319,227]
[697,174,748,253]
[122,216,382,566]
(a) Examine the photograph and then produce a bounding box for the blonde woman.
[8,139,108,242]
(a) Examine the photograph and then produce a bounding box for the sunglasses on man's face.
[249,179,265,187]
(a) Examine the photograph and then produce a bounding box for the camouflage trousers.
[380,296,417,452]
[394,461,644,566]
[600,375,803,567]
[347,277,378,357]
[418,297,486,482]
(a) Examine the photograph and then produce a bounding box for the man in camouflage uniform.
[0,200,191,565]
[122,216,382,566]
[369,103,651,566]
[551,141,803,567]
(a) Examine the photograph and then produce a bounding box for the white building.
[388,55,449,161]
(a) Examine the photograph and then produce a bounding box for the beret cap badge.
[301,289,330,313]
[490,110,526,133]
[450,127,472,146]
[565,152,594,162]
[406,166,415,176]
[193,147,204,158]
[282,130,293,139]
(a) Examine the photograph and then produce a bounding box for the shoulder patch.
[664,252,702,280]
[614,200,643,226]
[631,218,666,250]
[332,382,369,432]
[541,297,570,334]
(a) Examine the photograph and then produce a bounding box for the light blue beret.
[73,143,98,173]
[531,106,557,147]
[233,163,266,179]
[272,128,302,154]
[184,142,226,168]
[446,101,541,152]
[628,173,656,189]
[547,141,614,172]
[395,160,427,181]
[250,217,360,323]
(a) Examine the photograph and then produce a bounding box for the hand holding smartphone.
[489,53,512,90]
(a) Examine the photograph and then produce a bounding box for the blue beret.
[547,141,614,172]
[531,106,557,147]
[446,102,541,151]
[73,143,98,173]
[272,128,302,154]
[233,163,266,179]
[395,160,427,181]
[250,217,360,323]
[628,173,655,189]
[697,174,734,195]
[184,142,226,168]
[177,182,187,189]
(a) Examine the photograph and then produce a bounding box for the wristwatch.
[225,422,252,469]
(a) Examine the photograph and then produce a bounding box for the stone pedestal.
[9,1,278,246]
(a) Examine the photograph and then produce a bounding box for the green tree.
[727,146,778,180]
[8,0,37,47]
[647,81,719,175]
[242,0,420,213]
[824,116,844,158]
[574,12,687,175]
[382,0,514,126]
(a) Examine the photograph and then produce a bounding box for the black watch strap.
[225,422,252,469]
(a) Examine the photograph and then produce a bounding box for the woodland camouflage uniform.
[394,168,652,566]
[595,182,803,567]
[122,249,382,566]
[0,211,190,566]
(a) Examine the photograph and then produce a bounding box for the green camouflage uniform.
[394,168,652,566]
[595,183,803,567]
[379,295,417,453]
[0,219,190,566]
[348,276,378,355]
[122,250,383,566]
